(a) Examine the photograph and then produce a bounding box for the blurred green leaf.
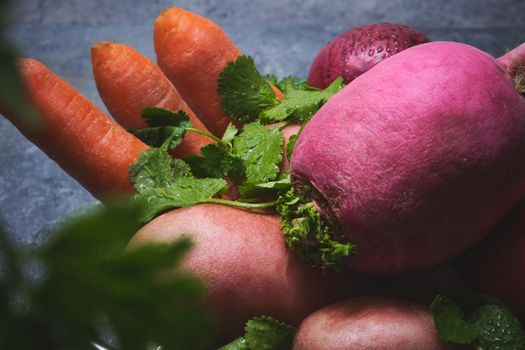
[0,202,214,349]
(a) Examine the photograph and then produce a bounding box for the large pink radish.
[291,41,525,274]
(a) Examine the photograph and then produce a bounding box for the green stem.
[186,128,226,146]
[201,198,277,209]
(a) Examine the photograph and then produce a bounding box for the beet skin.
[292,41,525,274]
[307,23,429,89]
[463,199,525,322]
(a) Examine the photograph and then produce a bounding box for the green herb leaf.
[184,144,245,184]
[238,173,291,198]
[129,148,192,193]
[286,131,300,162]
[260,77,344,124]
[233,122,283,185]
[430,294,525,349]
[129,108,192,150]
[222,123,239,145]
[265,75,307,93]
[431,295,478,344]
[276,188,356,270]
[135,177,228,222]
[219,316,296,350]
[218,55,279,122]
[0,202,214,350]
[219,337,249,350]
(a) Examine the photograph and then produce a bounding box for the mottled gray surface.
[1,0,524,244]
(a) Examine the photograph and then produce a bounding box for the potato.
[293,296,452,349]
[129,204,355,340]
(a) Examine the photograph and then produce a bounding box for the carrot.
[154,7,242,136]
[91,41,212,158]
[1,58,149,200]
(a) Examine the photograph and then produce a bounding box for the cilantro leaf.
[222,123,239,145]
[233,122,283,185]
[431,295,478,344]
[260,77,345,124]
[244,316,296,350]
[129,148,191,193]
[276,188,356,270]
[265,75,307,93]
[430,294,525,349]
[129,108,192,150]
[286,129,301,162]
[184,144,245,184]
[238,173,291,198]
[135,177,228,222]
[219,316,296,350]
[218,55,279,122]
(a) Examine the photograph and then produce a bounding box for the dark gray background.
[1,0,524,244]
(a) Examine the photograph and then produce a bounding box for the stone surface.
[1,0,524,244]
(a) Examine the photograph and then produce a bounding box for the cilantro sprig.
[218,55,280,122]
[259,77,344,124]
[219,316,296,350]
[218,55,345,126]
[431,294,525,349]
[129,121,281,222]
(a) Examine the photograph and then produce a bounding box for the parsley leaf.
[233,122,283,186]
[128,108,192,150]
[219,316,296,350]
[276,188,356,270]
[430,294,525,349]
[135,177,228,222]
[218,55,279,122]
[260,77,345,124]
[185,144,245,183]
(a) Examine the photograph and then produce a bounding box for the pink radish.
[291,41,525,274]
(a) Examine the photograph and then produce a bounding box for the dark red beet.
[307,23,429,89]
[462,199,525,322]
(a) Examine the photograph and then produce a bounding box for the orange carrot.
[1,58,149,200]
[154,7,242,136]
[91,41,212,158]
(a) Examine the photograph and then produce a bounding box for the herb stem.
[202,198,277,209]
[186,128,226,145]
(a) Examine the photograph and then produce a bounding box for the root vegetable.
[291,41,525,274]
[307,23,429,89]
[129,204,355,340]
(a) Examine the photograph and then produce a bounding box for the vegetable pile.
[2,3,525,349]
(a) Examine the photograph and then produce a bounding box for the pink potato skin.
[307,23,429,89]
[463,199,525,322]
[128,204,354,340]
[292,41,525,274]
[293,297,452,350]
